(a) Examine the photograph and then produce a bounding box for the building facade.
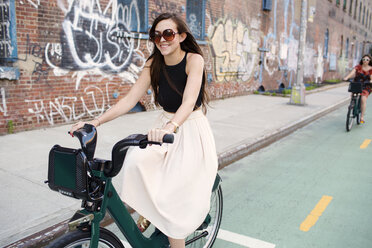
[0,0,371,134]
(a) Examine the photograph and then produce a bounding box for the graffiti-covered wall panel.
[0,0,371,134]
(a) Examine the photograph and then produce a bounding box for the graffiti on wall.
[0,87,7,117]
[208,17,258,83]
[303,43,316,77]
[19,0,40,9]
[0,0,15,60]
[187,13,201,39]
[21,0,156,125]
[201,46,212,71]
[259,0,326,87]
[17,34,55,83]
[264,35,279,76]
[25,82,123,125]
[315,45,324,83]
[259,0,300,88]
[286,38,299,72]
[46,0,148,89]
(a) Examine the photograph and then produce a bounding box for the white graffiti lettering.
[47,0,146,89]
[19,0,40,9]
[188,14,201,38]
[0,87,7,116]
[25,83,120,125]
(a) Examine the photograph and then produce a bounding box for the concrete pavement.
[0,83,350,247]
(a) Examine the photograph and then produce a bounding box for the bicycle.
[346,79,372,131]
[45,124,223,248]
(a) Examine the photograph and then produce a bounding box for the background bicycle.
[346,79,372,131]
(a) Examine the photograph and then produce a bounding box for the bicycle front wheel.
[46,228,124,248]
[346,106,354,131]
[185,185,223,248]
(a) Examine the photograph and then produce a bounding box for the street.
[104,100,372,248]
[213,101,372,248]
[1,86,352,247]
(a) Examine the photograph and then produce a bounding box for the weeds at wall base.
[254,80,344,97]
[7,120,14,134]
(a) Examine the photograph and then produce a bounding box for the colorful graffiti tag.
[208,17,258,83]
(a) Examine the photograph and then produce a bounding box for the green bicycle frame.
[85,170,169,248]
[78,170,221,248]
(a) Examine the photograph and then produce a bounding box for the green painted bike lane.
[213,100,372,248]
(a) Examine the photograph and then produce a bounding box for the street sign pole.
[290,0,307,105]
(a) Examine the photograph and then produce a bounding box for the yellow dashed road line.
[300,195,333,232]
[360,139,371,149]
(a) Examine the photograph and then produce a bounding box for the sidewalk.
[0,84,350,247]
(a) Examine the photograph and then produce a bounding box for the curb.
[306,82,348,95]
[5,96,350,248]
[4,214,114,248]
[4,220,69,248]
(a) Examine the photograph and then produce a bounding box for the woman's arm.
[163,53,205,133]
[94,62,152,125]
[343,68,356,81]
[70,60,152,134]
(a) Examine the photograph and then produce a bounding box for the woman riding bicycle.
[69,13,218,248]
[343,54,372,123]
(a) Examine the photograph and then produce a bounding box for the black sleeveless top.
[158,53,203,113]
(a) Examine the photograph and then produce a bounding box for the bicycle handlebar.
[347,78,372,87]
[68,124,174,161]
[150,133,174,144]
[120,133,174,148]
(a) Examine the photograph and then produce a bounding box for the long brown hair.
[148,13,209,112]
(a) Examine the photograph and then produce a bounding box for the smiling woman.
[69,13,218,248]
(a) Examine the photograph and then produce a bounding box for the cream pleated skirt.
[121,109,218,239]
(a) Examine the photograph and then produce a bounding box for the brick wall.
[0,0,371,134]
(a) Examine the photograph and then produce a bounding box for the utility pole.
[290,0,307,105]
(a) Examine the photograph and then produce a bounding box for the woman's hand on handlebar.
[69,119,99,137]
[147,128,172,143]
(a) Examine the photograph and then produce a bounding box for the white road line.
[121,229,276,248]
[217,229,276,248]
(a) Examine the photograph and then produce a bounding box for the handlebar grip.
[163,134,174,144]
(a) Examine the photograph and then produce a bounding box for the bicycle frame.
[350,93,362,116]
[75,169,168,248]
[351,93,359,110]
[49,126,222,248]
[71,168,221,248]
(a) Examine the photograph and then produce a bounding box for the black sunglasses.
[149,29,179,44]
[363,58,370,61]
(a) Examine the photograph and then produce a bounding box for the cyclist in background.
[343,54,372,123]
